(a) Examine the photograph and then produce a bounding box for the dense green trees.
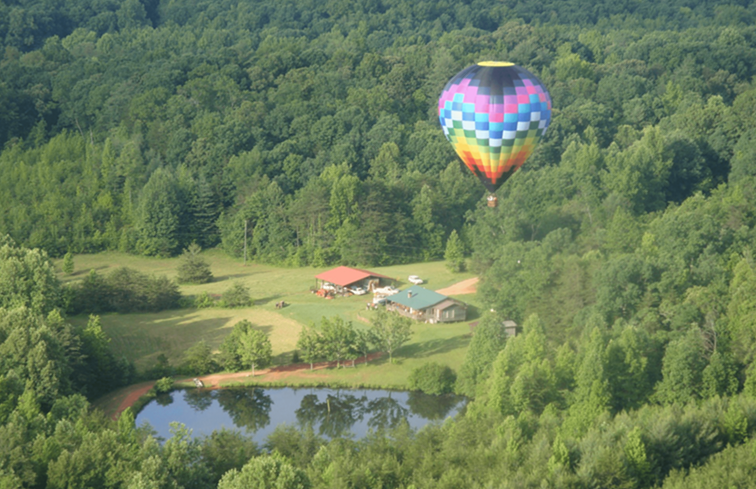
[0,237,62,314]
[68,267,181,314]
[5,0,755,269]
[218,455,311,489]
[5,0,756,487]
[0,237,133,407]
[455,315,509,397]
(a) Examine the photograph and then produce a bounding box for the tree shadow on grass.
[65,265,110,279]
[393,334,471,361]
[127,315,238,367]
[464,304,482,321]
[252,324,273,335]
[213,273,252,282]
[255,295,282,306]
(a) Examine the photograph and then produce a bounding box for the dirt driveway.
[436,277,478,295]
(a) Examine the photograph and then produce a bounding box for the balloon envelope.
[438,62,552,193]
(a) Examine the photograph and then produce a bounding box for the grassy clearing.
[61,251,479,388]
[69,308,303,370]
[58,250,475,300]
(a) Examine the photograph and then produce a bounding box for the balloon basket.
[487,195,498,208]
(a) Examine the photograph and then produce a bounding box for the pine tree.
[444,229,465,272]
[191,176,220,248]
[176,243,213,284]
[136,168,183,257]
[222,282,253,308]
[62,252,74,275]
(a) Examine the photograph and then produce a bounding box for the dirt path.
[109,381,156,419]
[436,277,479,296]
[191,352,384,386]
[108,352,384,419]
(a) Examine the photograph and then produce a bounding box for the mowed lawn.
[69,308,303,370]
[61,251,478,386]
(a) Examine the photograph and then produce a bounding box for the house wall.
[387,302,466,323]
[387,303,426,321]
[436,303,466,323]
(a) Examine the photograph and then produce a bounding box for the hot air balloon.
[438,62,552,207]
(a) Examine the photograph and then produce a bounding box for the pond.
[136,387,466,442]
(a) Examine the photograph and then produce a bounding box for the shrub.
[194,291,216,308]
[155,377,174,393]
[221,282,253,308]
[408,362,457,395]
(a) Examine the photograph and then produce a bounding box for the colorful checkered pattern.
[438,63,552,192]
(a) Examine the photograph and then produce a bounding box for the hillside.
[3,0,756,487]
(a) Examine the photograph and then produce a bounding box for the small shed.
[314,266,394,295]
[385,285,467,323]
[502,320,518,337]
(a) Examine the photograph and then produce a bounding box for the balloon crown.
[477,61,515,67]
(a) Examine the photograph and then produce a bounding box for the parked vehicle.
[408,275,423,285]
[350,286,366,295]
[374,286,399,295]
[322,283,336,291]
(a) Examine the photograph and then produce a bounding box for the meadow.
[62,251,479,387]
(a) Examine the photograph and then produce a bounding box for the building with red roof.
[314,266,394,294]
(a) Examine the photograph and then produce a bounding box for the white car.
[408,275,423,285]
[322,283,336,291]
[377,286,399,295]
[350,286,366,295]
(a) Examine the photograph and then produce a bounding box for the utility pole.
[243,219,248,266]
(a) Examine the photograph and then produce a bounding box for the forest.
[4,0,756,487]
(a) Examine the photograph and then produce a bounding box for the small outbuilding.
[314,266,394,295]
[502,320,518,337]
[385,285,467,323]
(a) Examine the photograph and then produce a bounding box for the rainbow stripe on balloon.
[438,62,552,192]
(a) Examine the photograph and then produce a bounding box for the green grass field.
[62,251,479,387]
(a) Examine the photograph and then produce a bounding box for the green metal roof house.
[385,285,467,323]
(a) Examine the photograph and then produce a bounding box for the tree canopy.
[4,0,756,487]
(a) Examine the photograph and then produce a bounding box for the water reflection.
[184,389,212,411]
[155,393,174,407]
[217,388,272,432]
[136,387,466,442]
[296,393,366,438]
[406,391,460,420]
[366,396,408,431]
